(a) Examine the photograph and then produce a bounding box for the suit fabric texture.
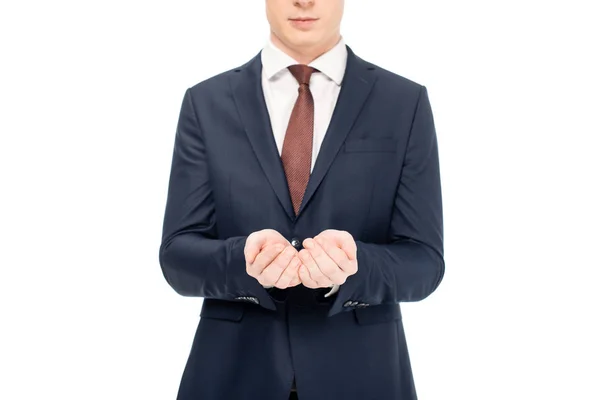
[159,45,444,400]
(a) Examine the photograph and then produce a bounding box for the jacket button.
[291,238,301,249]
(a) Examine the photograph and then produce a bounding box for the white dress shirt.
[260,36,348,297]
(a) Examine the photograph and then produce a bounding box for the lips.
[289,17,318,30]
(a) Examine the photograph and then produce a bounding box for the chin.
[287,34,321,48]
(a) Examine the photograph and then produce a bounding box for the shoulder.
[186,53,259,98]
[353,50,424,100]
[186,68,238,99]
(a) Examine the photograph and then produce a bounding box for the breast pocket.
[344,138,398,153]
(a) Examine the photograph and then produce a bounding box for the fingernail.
[304,240,313,249]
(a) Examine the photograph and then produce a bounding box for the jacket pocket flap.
[353,303,401,325]
[200,299,246,322]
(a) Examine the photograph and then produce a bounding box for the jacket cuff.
[226,236,277,311]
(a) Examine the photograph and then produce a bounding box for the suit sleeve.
[158,88,276,311]
[328,85,444,317]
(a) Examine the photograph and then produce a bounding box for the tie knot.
[288,64,316,86]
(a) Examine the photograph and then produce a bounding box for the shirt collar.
[261,36,347,86]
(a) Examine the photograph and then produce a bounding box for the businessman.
[159,0,444,399]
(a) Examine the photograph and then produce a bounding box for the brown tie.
[281,64,317,215]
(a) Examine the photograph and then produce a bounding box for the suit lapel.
[297,46,377,217]
[231,53,296,221]
[231,46,377,222]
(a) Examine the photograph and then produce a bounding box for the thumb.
[244,233,268,263]
[319,230,356,260]
[339,236,357,261]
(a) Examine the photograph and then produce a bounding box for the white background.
[1,1,599,399]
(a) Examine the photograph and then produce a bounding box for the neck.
[270,32,341,64]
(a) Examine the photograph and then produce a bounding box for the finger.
[244,233,269,264]
[315,237,356,276]
[259,246,298,286]
[339,232,358,261]
[298,247,334,288]
[316,230,357,261]
[247,243,285,278]
[303,239,346,285]
[298,264,319,289]
[273,255,301,289]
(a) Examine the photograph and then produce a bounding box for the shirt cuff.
[324,284,340,298]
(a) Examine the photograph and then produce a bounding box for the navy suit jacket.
[159,45,444,400]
